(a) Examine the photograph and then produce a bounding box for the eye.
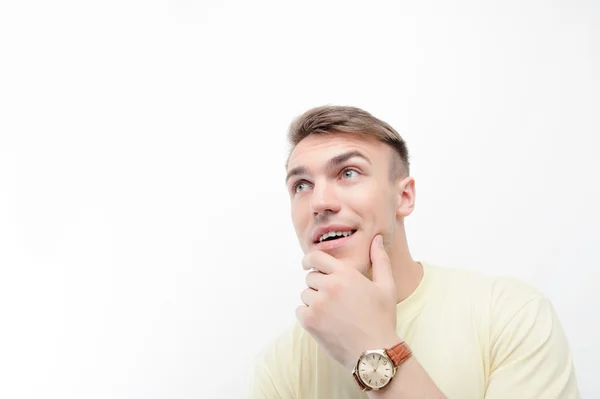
[293,181,310,194]
[341,168,359,179]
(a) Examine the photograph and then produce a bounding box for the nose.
[310,180,341,218]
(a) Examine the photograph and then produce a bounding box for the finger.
[300,287,318,306]
[370,234,394,289]
[295,305,313,330]
[305,270,327,290]
[302,250,338,274]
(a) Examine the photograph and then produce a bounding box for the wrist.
[351,339,412,392]
[347,334,401,371]
[364,357,416,399]
[365,356,447,399]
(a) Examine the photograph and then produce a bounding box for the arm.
[485,296,579,399]
[298,236,447,398]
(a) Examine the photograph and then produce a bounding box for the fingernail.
[378,235,384,248]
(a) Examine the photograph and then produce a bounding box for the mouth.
[314,229,357,244]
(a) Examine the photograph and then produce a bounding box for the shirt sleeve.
[485,295,580,399]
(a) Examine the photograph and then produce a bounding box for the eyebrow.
[285,150,372,184]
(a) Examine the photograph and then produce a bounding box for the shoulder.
[262,320,316,356]
[252,321,305,373]
[422,262,551,335]
[424,262,544,306]
[419,263,579,397]
[478,277,579,396]
[249,321,317,397]
[426,262,563,347]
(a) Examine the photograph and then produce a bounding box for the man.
[248,105,579,398]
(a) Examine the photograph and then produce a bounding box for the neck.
[387,228,423,304]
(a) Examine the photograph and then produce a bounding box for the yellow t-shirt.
[248,262,579,399]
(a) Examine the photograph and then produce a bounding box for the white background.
[0,1,598,398]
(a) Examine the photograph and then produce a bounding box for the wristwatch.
[351,341,413,391]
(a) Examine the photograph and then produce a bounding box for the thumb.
[370,235,395,290]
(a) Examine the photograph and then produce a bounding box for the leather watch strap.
[385,341,412,367]
[352,370,368,391]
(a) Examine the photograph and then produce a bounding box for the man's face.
[286,133,401,275]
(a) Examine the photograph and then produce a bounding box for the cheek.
[356,188,390,214]
[290,202,307,234]
[362,193,396,231]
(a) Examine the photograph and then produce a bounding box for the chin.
[339,251,371,272]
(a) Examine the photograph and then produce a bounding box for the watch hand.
[374,357,381,372]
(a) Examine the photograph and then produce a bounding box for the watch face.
[357,352,394,389]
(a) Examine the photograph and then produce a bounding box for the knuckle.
[311,294,324,309]
[302,309,318,329]
[305,271,315,286]
[309,251,323,265]
[295,306,306,323]
[326,279,340,298]
[301,256,311,270]
[300,288,308,303]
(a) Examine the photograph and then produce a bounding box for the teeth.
[319,230,354,242]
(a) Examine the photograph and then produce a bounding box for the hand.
[295,234,400,371]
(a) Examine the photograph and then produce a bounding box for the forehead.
[287,133,387,170]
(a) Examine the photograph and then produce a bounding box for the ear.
[395,176,416,217]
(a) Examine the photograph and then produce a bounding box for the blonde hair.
[287,105,410,180]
